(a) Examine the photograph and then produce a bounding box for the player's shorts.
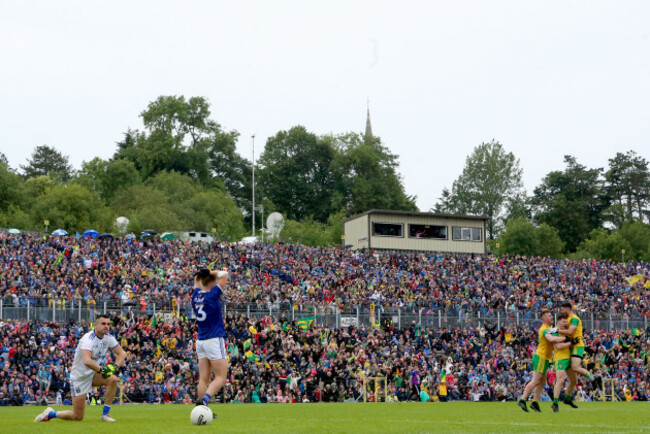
[532,354,550,374]
[554,358,571,371]
[70,372,95,397]
[196,337,226,360]
[571,345,585,358]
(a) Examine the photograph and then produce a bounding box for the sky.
[1,1,649,211]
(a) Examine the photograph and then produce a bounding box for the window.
[452,226,482,241]
[372,222,403,237]
[408,224,447,239]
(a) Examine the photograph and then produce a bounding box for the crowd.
[0,233,648,317]
[1,313,648,406]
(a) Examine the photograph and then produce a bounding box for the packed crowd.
[1,314,648,406]
[0,233,648,317]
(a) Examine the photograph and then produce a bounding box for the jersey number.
[196,304,206,321]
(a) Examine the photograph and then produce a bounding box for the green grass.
[3,402,649,433]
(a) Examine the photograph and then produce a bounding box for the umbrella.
[7,228,21,234]
[52,229,68,236]
[140,229,157,239]
[98,233,114,239]
[82,229,100,239]
[161,232,175,241]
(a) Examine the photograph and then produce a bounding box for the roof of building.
[343,209,490,224]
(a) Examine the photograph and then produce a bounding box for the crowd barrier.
[1,296,646,332]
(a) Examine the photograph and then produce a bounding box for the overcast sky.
[2,1,649,210]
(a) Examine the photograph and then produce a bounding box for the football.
[190,405,213,426]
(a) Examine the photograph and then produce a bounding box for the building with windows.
[343,209,488,254]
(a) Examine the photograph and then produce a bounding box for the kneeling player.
[35,314,126,423]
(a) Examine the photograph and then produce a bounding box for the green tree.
[280,218,333,247]
[331,133,417,216]
[0,152,8,166]
[77,158,140,202]
[499,217,538,257]
[532,156,609,252]
[434,140,523,239]
[207,129,252,212]
[618,221,650,261]
[578,228,631,262]
[0,161,23,212]
[258,126,336,222]
[605,151,650,224]
[535,223,564,258]
[21,145,74,181]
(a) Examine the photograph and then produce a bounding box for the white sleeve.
[78,334,93,351]
[107,334,119,349]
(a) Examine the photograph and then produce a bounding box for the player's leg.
[570,347,595,380]
[563,368,578,408]
[45,394,86,421]
[552,366,567,412]
[197,357,211,403]
[93,373,119,421]
[207,358,228,397]
[519,370,542,411]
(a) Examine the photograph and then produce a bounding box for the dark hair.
[540,309,551,317]
[558,312,569,320]
[96,314,110,322]
[195,268,211,279]
[560,301,573,309]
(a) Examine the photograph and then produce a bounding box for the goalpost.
[363,376,387,402]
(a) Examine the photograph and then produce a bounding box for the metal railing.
[1,297,647,332]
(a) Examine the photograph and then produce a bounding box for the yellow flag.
[644,280,650,289]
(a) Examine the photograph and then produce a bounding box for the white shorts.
[196,337,227,360]
[70,372,95,397]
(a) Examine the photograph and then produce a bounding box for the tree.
[434,140,523,239]
[0,152,8,166]
[258,126,336,222]
[535,223,564,258]
[330,133,417,216]
[21,145,74,181]
[618,221,650,261]
[207,128,252,212]
[76,158,140,202]
[532,156,609,252]
[605,151,650,224]
[578,228,631,262]
[498,217,564,258]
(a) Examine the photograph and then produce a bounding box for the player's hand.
[99,364,120,378]
[563,336,571,343]
[547,328,558,334]
[571,337,581,345]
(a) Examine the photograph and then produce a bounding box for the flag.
[76,231,81,238]
[53,252,65,268]
[245,350,259,362]
[632,328,642,336]
[243,339,252,350]
[626,274,644,285]
[150,315,158,328]
[207,258,218,270]
[297,316,316,330]
[261,356,271,369]
[644,280,650,289]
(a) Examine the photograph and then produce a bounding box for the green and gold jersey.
[552,332,571,361]
[568,313,584,346]
[535,324,553,360]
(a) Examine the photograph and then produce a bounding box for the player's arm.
[554,341,572,349]
[559,319,579,336]
[543,332,569,344]
[82,349,102,374]
[110,344,127,368]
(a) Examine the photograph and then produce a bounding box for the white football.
[190,405,213,426]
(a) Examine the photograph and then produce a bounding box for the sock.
[553,398,559,405]
[102,405,111,416]
[586,373,594,380]
[519,395,525,401]
[202,393,211,406]
[48,411,58,419]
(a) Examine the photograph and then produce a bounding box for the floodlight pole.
[252,134,255,237]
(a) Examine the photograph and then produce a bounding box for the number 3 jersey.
[71,331,119,378]
[192,285,226,340]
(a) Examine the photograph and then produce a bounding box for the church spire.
[365,100,373,138]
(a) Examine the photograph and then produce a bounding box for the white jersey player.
[35,314,126,423]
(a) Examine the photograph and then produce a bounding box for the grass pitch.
[3,402,648,433]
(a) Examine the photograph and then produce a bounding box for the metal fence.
[1,297,647,332]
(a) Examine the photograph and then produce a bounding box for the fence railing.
[1,297,647,332]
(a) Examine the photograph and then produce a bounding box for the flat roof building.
[343,209,489,254]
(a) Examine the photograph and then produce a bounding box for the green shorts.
[571,345,585,358]
[554,358,571,371]
[532,354,550,374]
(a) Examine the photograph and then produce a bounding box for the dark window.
[452,226,482,241]
[372,223,403,237]
[189,232,196,237]
[408,224,447,239]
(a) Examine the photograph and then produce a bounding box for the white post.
[247,305,250,318]
[398,308,401,329]
[418,308,422,326]
[53,301,56,322]
[438,310,441,328]
[478,311,481,328]
[0,299,2,319]
[79,300,82,323]
[292,304,295,322]
[336,309,340,328]
[27,302,30,321]
[251,134,256,237]
[356,306,359,325]
[516,311,519,326]
[498,311,501,329]
[103,301,107,314]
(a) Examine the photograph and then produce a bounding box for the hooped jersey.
[535,324,553,360]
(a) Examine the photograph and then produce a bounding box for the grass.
[2,401,649,433]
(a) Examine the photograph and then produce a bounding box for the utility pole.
[251,134,255,237]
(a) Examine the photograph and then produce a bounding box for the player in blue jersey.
[192,268,229,414]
